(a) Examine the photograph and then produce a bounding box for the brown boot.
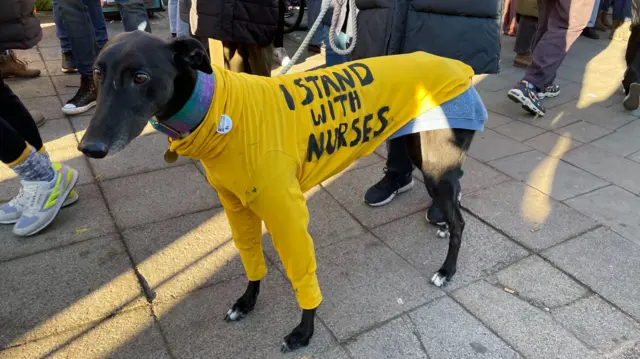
[0,50,41,79]
[595,12,609,31]
[513,52,532,68]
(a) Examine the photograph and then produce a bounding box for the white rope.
[278,0,357,74]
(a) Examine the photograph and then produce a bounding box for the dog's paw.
[224,307,247,322]
[281,330,311,353]
[430,271,447,287]
[436,228,449,239]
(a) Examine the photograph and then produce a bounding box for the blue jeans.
[115,0,152,33]
[168,0,189,37]
[56,0,102,75]
[588,0,602,27]
[601,0,632,20]
[53,0,108,53]
[322,25,351,66]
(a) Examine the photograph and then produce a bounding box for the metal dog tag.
[163,149,179,163]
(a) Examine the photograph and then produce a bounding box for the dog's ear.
[171,37,213,74]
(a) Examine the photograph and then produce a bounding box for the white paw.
[430,272,447,287]
[225,308,244,321]
[436,229,449,238]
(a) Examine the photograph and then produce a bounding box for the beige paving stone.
[0,235,146,348]
[38,118,78,151]
[344,317,428,359]
[21,95,65,120]
[460,156,512,194]
[488,150,609,200]
[101,164,219,229]
[563,145,640,194]
[313,233,444,340]
[123,209,246,302]
[0,183,117,262]
[322,162,430,229]
[154,271,336,359]
[591,119,640,157]
[467,129,532,162]
[0,307,171,359]
[373,212,528,291]
[463,181,597,251]
[5,77,56,98]
[555,101,637,130]
[494,121,547,142]
[629,150,640,164]
[522,132,583,158]
[485,110,514,129]
[50,74,81,95]
[553,120,613,143]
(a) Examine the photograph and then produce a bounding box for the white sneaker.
[274,47,291,67]
[11,162,79,236]
[0,187,79,224]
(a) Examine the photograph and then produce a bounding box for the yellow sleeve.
[247,152,323,310]
[216,186,267,281]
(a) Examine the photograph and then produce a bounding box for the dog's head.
[78,30,212,158]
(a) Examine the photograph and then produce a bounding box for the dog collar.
[149,71,215,139]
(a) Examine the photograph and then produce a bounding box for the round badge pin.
[217,114,233,134]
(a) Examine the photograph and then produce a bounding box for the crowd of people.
[1,0,639,236]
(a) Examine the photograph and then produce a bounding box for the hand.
[100,0,104,6]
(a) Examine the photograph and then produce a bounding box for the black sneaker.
[537,84,560,99]
[62,74,97,116]
[623,82,640,110]
[426,192,461,226]
[61,52,77,73]
[507,80,546,116]
[581,27,600,39]
[364,168,414,206]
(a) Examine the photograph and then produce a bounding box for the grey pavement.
[1,12,640,359]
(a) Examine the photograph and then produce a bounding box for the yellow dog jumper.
[169,52,474,309]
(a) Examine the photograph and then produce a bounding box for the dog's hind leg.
[224,280,261,322]
[281,308,316,352]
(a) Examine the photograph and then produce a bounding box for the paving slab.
[590,119,640,157]
[488,150,609,200]
[552,295,640,354]
[0,235,146,348]
[263,186,366,261]
[553,120,613,143]
[409,297,521,359]
[629,150,640,164]
[373,212,528,291]
[460,157,512,195]
[86,133,192,180]
[485,110,514,129]
[463,181,597,251]
[542,227,640,321]
[0,183,116,262]
[123,209,247,302]
[565,185,640,246]
[101,164,219,229]
[522,132,583,158]
[37,118,78,151]
[344,317,428,359]
[491,255,588,309]
[555,101,637,130]
[154,271,337,359]
[50,74,81,96]
[38,46,63,61]
[563,145,640,194]
[0,307,171,359]
[21,95,65,120]
[313,233,444,340]
[5,77,56,98]
[493,121,547,142]
[322,163,431,229]
[467,129,532,162]
[453,281,598,359]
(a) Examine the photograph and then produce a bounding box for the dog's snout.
[78,141,108,159]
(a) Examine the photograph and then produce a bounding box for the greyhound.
[78,31,485,352]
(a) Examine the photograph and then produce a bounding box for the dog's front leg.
[224,280,261,321]
[281,308,316,353]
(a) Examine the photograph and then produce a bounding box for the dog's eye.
[134,73,149,84]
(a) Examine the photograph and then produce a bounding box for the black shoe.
[623,82,640,110]
[582,27,600,39]
[61,51,77,73]
[426,192,462,226]
[507,80,546,116]
[364,168,414,206]
[62,74,97,116]
[537,84,560,99]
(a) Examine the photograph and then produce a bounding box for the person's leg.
[53,0,78,73]
[513,15,539,68]
[273,0,291,66]
[363,136,415,206]
[85,0,109,49]
[583,0,601,38]
[175,0,190,37]
[114,0,152,33]
[509,0,594,116]
[611,0,633,39]
[246,44,274,76]
[168,0,178,36]
[57,0,99,115]
[323,27,351,66]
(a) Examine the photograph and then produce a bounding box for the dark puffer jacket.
[180,0,278,46]
[353,0,502,74]
[0,0,42,52]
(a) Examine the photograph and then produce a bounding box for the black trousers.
[623,0,640,93]
[274,0,285,48]
[0,76,42,164]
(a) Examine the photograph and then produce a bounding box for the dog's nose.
[78,141,108,159]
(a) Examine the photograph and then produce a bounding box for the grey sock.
[11,147,55,182]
